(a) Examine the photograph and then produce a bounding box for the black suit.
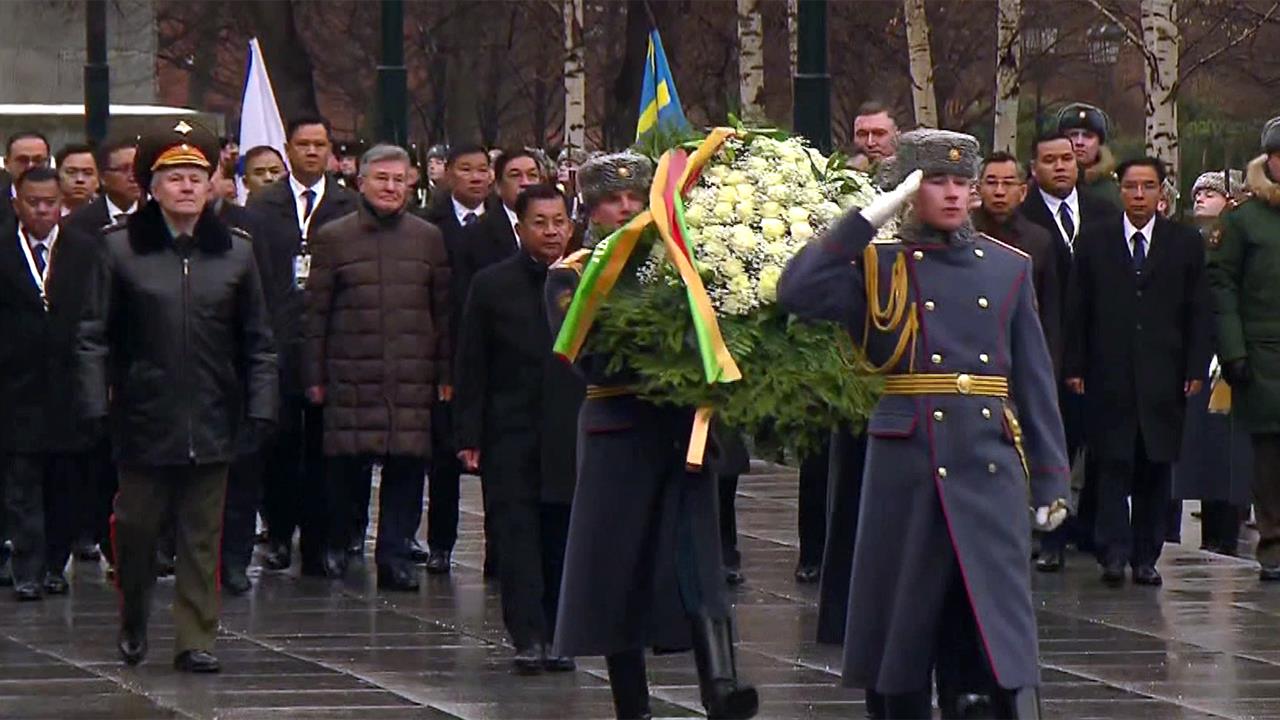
[0,172,13,229]
[455,252,584,646]
[246,176,357,572]
[1066,215,1211,568]
[0,221,100,583]
[63,196,117,238]
[419,192,504,559]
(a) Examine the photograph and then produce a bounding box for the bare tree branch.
[1178,0,1280,82]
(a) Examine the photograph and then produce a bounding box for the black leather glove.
[1224,358,1253,387]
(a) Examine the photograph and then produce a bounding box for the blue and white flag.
[236,38,288,203]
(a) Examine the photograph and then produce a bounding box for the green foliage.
[587,277,881,459]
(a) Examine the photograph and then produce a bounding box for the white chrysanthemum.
[767,184,793,203]
[717,185,738,205]
[761,217,787,240]
[685,204,707,228]
[760,201,783,219]
[787,206,810,224]
[713,202,735,221]
[728,224,758,253]
[758,266,783,303]
[735,201,757,224]
[813,201,842,225]
[790,221,815,242]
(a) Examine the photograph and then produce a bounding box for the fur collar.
[1084,145,1117,185]
[126,200,232,254]
[1246,154,1280,207]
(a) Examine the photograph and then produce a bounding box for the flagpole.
[377,0,408,146]
[84,0,110,145]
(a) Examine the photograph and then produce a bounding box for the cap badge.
[948,147,962,161]
[174,120,193,135]
[1079,110,1088,120]
[617,167,631,178]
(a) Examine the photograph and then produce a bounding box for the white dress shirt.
[1038,186,1081,250]
[105,196,138,225]
[288,174,327,238]
[1122,213,1156,258]
[452,196,485,227]
[17,223,58,296]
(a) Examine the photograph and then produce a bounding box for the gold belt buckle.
[955,373,973,395]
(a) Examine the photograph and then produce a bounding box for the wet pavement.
[0,463,1275,719]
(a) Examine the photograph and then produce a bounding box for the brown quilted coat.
[303,201,451,458]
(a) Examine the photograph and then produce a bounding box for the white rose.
[735,183,756,201]
[729,224,758,252]
[717,185,738,204]
[701,239,729,260]
[767,184,792,203]
[790,221,815,242]
[787,207,811,224]
[713,202,735,221]
[760,201,783,219]
[708,165,729,179]
[724,170,748,186]
[735,200,757,223]
[761,217,787,240]
[758,266,782,303]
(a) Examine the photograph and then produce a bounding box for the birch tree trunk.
[737,0,765,123]
[903,0,938,128]
[563,0,586,149]
[786,0,798,118]
[993,0,1021,153]
[1142,0,1179,198]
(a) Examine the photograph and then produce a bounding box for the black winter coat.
[0,221,101,453]
[77,202,278,467]
[455,252,583,504]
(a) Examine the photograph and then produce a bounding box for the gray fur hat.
[886,129,980,186]
[1192,170,1243,197]
[557,146,590,167]
[578,151,654,207]
[1056,103,1111,143]
[1263,116,1280,154]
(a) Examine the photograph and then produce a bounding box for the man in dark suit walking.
[420,143,497,575]
[1020,132,1119,572]
[1066,157,1211,587]
[65,139,142,238]
[0,168,100,599]
[247,116,358,577]
[455,184,584,672]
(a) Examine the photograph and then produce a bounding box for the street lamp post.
[377,0,408,146]
[85,0,110,145]
[792,0,830,153]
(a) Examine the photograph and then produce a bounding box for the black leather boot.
[992,687,1041,720]
[882,690,933,719]
[864,689,887,719]
[605,649,651,719]
[689,615,759,719]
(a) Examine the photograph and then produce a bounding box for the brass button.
[933,410,944,422]
[938,467,948,478]
[913,250,924,261]
[988,462,997,474]
[924,300,936,311]
[979,353,990,364]
[956,373,973,394]
[974,248,985,258]
[978,297,990,309]
[982,407,992,419]
[931,353,943,365]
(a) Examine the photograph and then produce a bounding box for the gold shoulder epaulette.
[977,233,1029,260]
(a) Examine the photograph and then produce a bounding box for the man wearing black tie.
[65,139,142,238]
[1020,132,1118,571]
[0,168,99,599]
[420,144,498,575]
[1065,157,1211,587]
[247,116,358,577]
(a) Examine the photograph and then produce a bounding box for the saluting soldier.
[778,130,1069,719]
[78,119,277,673]
[546,152,759,720]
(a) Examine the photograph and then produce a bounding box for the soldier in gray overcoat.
[778,130,1070,719]
[545,153,758,720]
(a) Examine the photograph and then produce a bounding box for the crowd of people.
[0,96,1277,720]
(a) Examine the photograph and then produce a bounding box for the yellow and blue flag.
[636,29,689,141]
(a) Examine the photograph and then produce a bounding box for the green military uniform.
[1206,116,1280,575]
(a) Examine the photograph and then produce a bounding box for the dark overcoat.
[1065,216,1211,463]
[816,427,867,646]
[454,252,583,504]
[778,213,1069,693]
[0,221,100,453]
[302,202,451,458]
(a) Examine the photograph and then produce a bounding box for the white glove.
[1034,502,1069,532]
[859,169,923,229]
[1208,355,1221,382]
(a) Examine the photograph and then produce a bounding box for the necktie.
[112,213,125,224]
[463,211,478,227]
[33,242,47,276]
[1132,231,1147,272]
[1057,203,1076,242]
[301,189,317,221]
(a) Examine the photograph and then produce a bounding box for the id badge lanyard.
[17,229,53,310]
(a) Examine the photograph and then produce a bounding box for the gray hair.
[359,144,411,177]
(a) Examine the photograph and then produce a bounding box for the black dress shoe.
[513,644,543,674]
[323,550,348,579]
[1261,564,1280,582]
[222,567,252,595]
[425,550,452,575]
[408,539,430,563]
[725,567,746,586]
[174,649,220,673]
[376,564,420,592]
[1133,565,1163,586]
[156,555,176,578]
[1035,547,1064,573]
[1101,562,1126,587]
[542,651,576,672]
[118,627,147,666]
[13,581,41,601]
[263,542,292,571]
[42,571,69,595]
[794,564,820,584]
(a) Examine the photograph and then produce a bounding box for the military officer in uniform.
[1056,103,1121,210]
[78,119,277,672]
[546,152,759,720]
[779,130,1069,719]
